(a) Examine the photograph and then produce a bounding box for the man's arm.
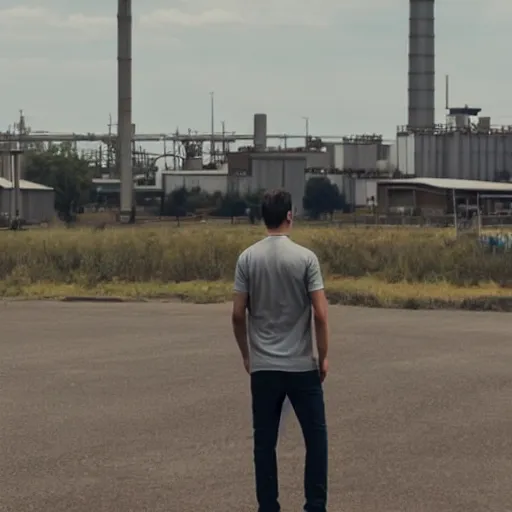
[307,254,329,381]
[232,255,250,372]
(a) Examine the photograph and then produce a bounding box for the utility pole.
[13,148,21,223]
[107,114,113,172]
[221,121,226,158]
[117,0,133,223]
[210,91,215,164]
[302,116,309,149]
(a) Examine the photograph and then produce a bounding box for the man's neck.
[266,228,290,237]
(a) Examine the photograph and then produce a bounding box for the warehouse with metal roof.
[0,177,55,225]
[377,178,512,216]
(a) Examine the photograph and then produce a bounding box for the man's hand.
[243,357,250,374]
[319,358,328,382]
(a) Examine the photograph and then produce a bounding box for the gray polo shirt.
[234,235,324,373]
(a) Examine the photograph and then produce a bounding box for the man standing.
[232,189,329,512]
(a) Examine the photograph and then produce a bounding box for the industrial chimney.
[408,0,435,130]
[253,113,267,151]
[117,0,133,223]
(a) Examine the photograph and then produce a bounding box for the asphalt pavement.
[1,301,512,511]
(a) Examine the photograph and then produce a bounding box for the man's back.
[231,189,329,512]
[234,235,324,373]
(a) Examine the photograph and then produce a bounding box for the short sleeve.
[234,253,249,293]
[306,253,324,292]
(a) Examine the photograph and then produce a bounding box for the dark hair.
[261,189,292,229]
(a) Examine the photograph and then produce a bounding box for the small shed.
[0,177,55,224]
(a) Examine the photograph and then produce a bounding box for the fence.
[333,214,512,228]
[479,233,512,251]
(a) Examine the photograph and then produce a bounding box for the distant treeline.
[163,177,346,220]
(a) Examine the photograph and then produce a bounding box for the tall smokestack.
[118,0,133,223]
[253,113,267,151]
[408,0,435,130]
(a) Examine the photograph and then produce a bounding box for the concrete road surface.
[1,302,512,512]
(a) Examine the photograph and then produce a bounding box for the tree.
[303,177,345,219]
[213,192,247,218]
[164,187,189,218]
[186,187,219,213]
[24,143,93,221]
[244,189,265,224]
[161,187,267,222]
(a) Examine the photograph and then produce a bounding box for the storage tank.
[0,152,11,180]
[304,151,330,169]
[401,129,512,180]
[396,134,416,175]
[253,113,267,151]
[333,143,378,171]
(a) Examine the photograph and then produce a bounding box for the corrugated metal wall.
[397,132,512,180]
[355,179,377,206]
[396,134,416,175]
[0,189,7,218]
[0,153,11,179]
[312,174,377,208]
[413,133,437,178]
[250,157,306,215]
[332,143,378,170]
[283,159,306,215]
[305,151,330,169]
[22,190,55,223]
[0,187,21,219]
[0,189,55,224]
[251,159,285,190]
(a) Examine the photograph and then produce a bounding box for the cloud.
[140,0,338,27]
[141,8,243,27]
[0,6,113,40]
[0,56,112,74]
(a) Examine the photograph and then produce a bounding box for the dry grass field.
[1,224,512,309]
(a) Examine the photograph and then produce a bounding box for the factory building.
[377,178,512,215]
[161,156,309,216]
[227,152,307,215]
[324,136,390,174]
[394,110,512,181]
[0,177,55,224]
[399,2,512,182]
[317,173,377,208]
[228,147,329,172]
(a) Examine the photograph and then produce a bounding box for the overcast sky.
[0,0,510,139]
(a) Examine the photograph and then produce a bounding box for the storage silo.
[0,149,11,180]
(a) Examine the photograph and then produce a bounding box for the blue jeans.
[251,370,328,512]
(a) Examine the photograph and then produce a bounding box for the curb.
[60,296,143,303]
